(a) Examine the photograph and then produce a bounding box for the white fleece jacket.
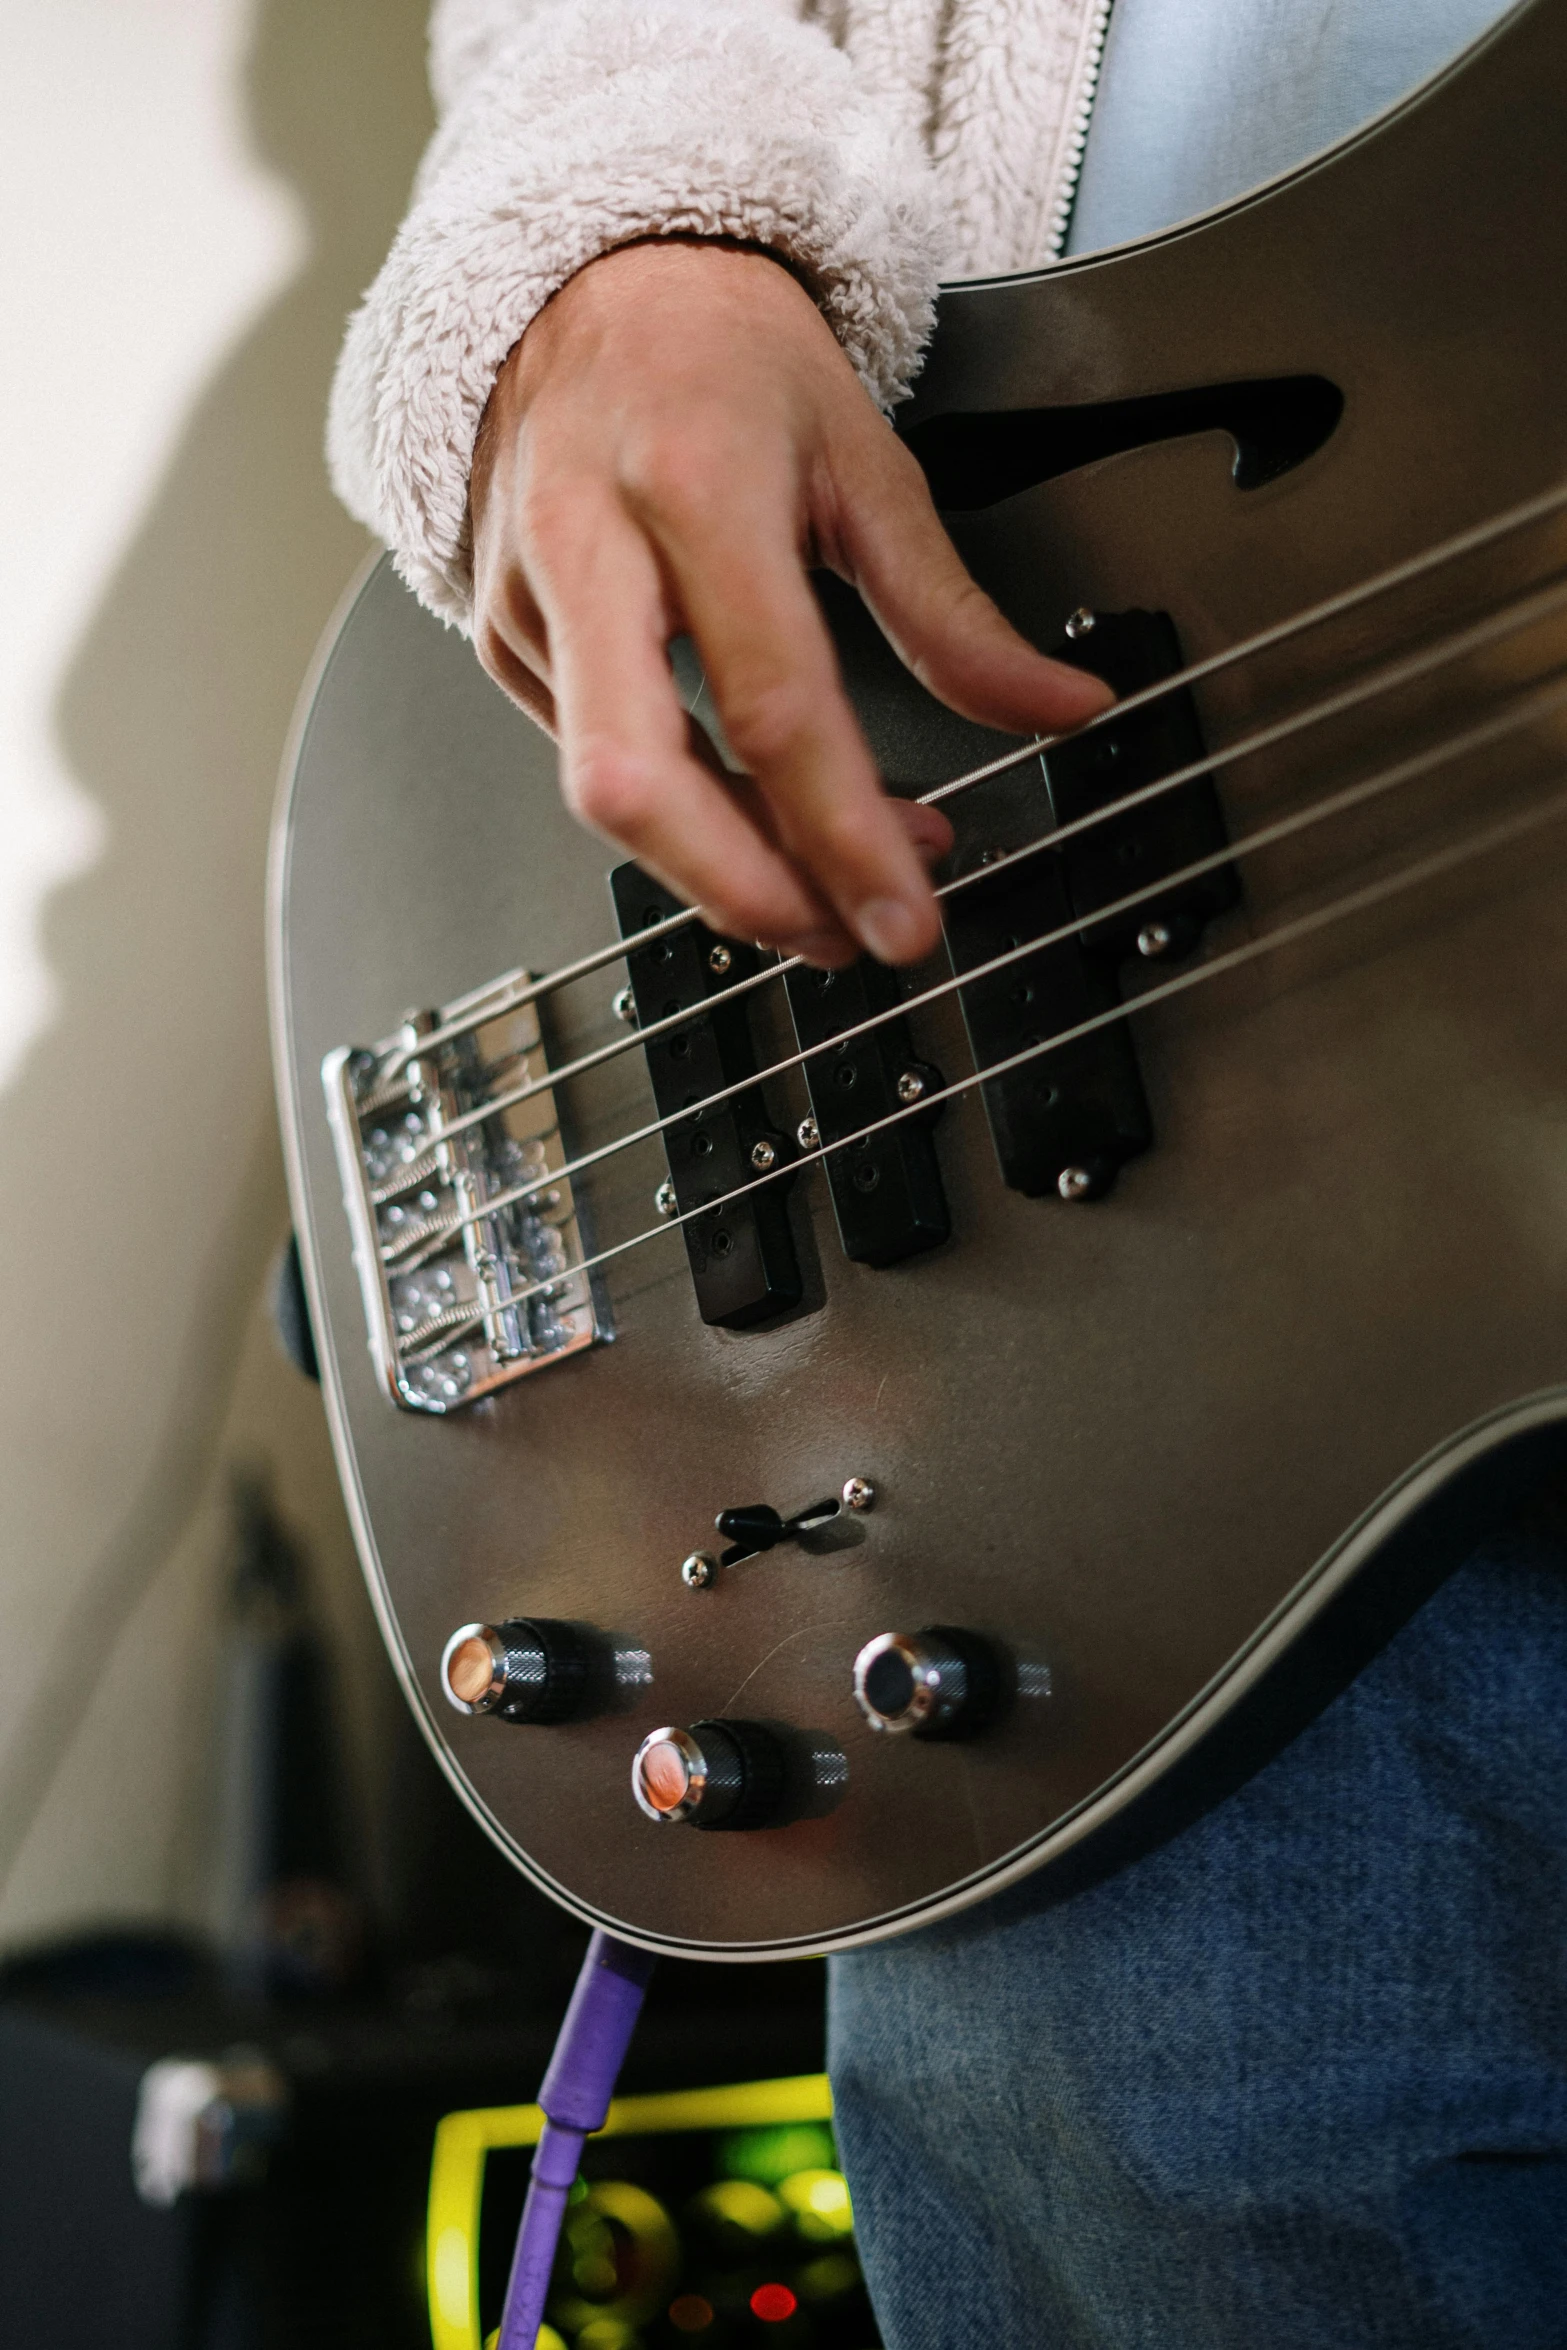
[328,0,1106,626]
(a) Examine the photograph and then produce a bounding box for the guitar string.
[385,673,1567,1316]
[384,670,1567,1279]
[399,780,1567,1360]
[380,665,1567,1273]
[367,475,1567,1087]
[372,563,1567,1184]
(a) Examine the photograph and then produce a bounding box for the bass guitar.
[271,0,1567,1957]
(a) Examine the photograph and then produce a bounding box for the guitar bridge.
[323,973,608,1413]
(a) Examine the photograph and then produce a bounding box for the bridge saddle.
[323,974,607,1413]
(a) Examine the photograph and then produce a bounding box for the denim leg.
[829,1534,1567,2350]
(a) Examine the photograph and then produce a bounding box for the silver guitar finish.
[270,0,1567,1957]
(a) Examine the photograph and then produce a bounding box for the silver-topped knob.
[852,1627,1006,1741]
[440,1618,592,1725]
[631,1719,787,1830]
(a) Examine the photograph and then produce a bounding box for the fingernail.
[855,897,925,964]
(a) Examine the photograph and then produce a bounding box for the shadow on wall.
[0,1,435,1927]
[55,0,434,1083]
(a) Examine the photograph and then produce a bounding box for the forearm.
[328,0,945,626]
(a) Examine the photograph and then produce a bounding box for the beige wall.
[0,0,435,1949]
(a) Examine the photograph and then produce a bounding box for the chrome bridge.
[324,970,607,1413]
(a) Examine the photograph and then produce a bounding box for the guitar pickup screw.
[1057,1164,1102,1202]
[1136,914,1200,960]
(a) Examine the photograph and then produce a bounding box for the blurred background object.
[211,1474,363,2000]
[0,6,827,2343]
[434,2079,881,2350]
[0,1480,824,2348]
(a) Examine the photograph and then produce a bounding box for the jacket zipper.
[1046,0,1115,258]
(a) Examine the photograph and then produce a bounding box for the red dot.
[750,2282,798,2324]
[668,2295,714,2333]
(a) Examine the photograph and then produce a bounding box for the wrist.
[472,238,828,527]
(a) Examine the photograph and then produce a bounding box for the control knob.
[440,1618,594,1725]
[852,1627,1006,1740]
[631,1719,788,1830]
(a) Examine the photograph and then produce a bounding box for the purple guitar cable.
[497,1930,658,2350]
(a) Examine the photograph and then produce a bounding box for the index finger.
[525,483,853,954]
[639,477,943,966]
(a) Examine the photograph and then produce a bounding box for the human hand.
[470,240,1112,967]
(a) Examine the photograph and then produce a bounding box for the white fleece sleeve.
[328,0,946,626]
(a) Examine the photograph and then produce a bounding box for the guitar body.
[271,0,1567,1957]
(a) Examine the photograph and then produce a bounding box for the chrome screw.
[655,1179,678,1217]
[841,1476,876,1514]
[895,1069,927,1106]
[612,986,638,1026]
[1137,922,1173,959]
[708,944,733,976]
[1065,606,1097,640]
[750,1139,778,1172]
[681,1550,718,1590]
[1058,1165,1095,1201]
[797,1114,820,1151]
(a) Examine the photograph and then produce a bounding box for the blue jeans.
[828,1531,1567,2347]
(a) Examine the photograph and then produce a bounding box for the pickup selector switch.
[852,1628,1007,1740]
[632,1720,788,1829]
[440,1618,593,1725]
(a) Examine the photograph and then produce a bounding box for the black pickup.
[1047,609,1240,957]
[943,609,1238,1201]
[610,868,801,1328]
[784,958,950,1266]
[943,835,1152,1200]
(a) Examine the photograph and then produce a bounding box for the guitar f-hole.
[904,373,1344,510]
